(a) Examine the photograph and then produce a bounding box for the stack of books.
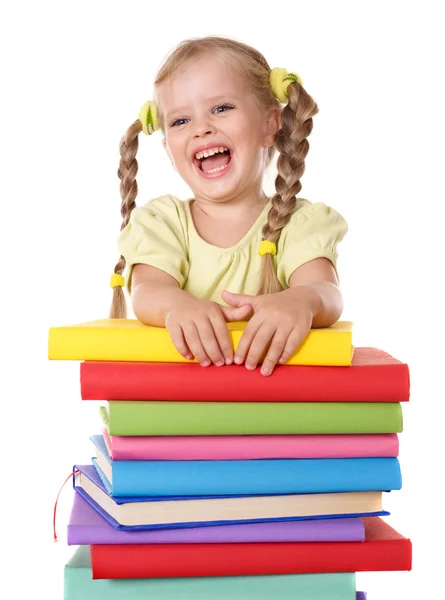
[49,318,412,599]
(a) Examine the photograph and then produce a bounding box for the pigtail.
[109,119,143,318]
[257,81,319,295]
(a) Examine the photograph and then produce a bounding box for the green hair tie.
[138,100,160,135]
[270,68,303,103]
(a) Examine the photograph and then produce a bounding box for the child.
[110,36,347,377]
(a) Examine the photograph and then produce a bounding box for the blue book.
[90,434,402,497]
[75,463,389,531]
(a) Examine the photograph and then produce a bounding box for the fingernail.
[185,354,193,360]
[225,357,233,365]
[278,357,285,364]
[201,360,210,367]
[246,363,256,371]
[215,360,224,367]
[261,367,271,376]
[234,356,242,365]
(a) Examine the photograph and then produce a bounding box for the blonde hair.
[110,36,318,318]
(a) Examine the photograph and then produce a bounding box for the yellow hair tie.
[258,240,277,257]
[138,100,160,135]
[110,273,125,289]
[270,67,303,103]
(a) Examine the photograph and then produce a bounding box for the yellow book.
[48,319,353,366]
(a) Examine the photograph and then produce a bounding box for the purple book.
[67,492,365,545]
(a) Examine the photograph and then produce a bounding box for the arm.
[286,257,344,327]
[221,257,344,375]
[131,263,193,327]
[131,263,253,365]
[120,200,252,363]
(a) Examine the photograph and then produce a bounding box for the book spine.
[105,401,403,436]
[49,323,352,365]
[65,567,357,600]
[90,538,411,579]
[110,457,402,497]
[109,432,399,461]
[80,361,409,401]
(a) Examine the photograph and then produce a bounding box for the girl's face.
[158,53,278,204]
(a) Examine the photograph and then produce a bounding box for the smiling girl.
[110,36,347,376]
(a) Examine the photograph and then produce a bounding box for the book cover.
[90,517,412,579]
[91,434,402,497]
[101,400,403,436]
[68,492,366,545]
[81,346,409,401]
[103,428,400,461]
[74,464,388,530]
[65,545,357,600]
[48,318,353,365]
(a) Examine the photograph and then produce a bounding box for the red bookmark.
[53,469,79,542]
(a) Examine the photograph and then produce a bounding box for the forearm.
[132,280,194,327]
[283,281,344,328]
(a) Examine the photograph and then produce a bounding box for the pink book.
[103,429,399,461]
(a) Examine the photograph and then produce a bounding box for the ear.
[263,108,280,148]
[162,138,176,171]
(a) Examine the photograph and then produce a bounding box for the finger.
[220,290,253,308]
[234,316,263,365]
[196,317,226,366]
[278,327,307,365]
[244,323,278,371]
[209,313,234,364]
[166,322,193,360]
[260,329,291,376]
[182,322,211,366]
[221,303,253,322]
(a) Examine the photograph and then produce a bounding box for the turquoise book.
[64,545,357,600]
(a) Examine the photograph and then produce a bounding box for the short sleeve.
[277,200,348,288]
[117,195,189,292]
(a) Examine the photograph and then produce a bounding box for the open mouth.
[193,146,232,175]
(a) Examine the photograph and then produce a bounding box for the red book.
[91,517,412,580]
[81,347,410,402]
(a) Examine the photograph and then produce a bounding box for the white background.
[2,1,444,598]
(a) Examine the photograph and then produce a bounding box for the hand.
[165,296,253,367]
[221,288,314,376]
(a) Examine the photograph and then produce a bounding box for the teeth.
[204,163,230,174]
[195,146,229,160]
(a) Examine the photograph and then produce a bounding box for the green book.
[65,546,357,600]
[101,401,403,436]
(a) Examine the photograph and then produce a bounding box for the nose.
[192,116,216,139]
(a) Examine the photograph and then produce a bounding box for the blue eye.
[170,117,189,128]
[214,103,235,113]
[168,103,235,128]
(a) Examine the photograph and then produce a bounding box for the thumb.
[220,303,253,322]
[221,289,254,308]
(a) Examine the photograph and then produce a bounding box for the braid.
[257,82,319,295]
[109,119,143,318]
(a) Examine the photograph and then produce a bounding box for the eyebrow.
[165,95,240,119]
